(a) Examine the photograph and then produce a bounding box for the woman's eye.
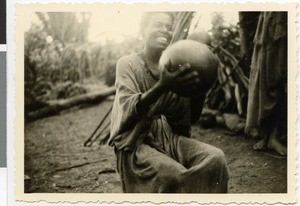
[166,25,172,31]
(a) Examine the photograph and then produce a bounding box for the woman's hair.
[140,12,174,36]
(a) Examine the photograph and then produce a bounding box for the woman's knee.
[155,163,184,192]
[209,148,230,191]
[208,147,227,169]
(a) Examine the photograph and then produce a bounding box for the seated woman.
[108,12,229,193]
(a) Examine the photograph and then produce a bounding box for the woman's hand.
[137,63,201,116]
[158,63,201,92]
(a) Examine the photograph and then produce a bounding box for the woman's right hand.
[158,63,200,91]
[137,63,200,115]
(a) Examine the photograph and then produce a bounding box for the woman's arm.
[137,64,198,115]
[190,94,206,125]
[136,81,165,115]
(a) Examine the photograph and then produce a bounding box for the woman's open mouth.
[156,36,169,44]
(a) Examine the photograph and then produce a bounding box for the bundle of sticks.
[205,43,249,116]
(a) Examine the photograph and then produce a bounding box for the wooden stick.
[219,47,249,88]
[84,105,112,147]
[46,159,107,175]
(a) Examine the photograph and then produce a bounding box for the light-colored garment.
[109,53,229,193]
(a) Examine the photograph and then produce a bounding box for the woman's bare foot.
[253,137,268,151]
[267,128,287,156]
[268,137,287,155]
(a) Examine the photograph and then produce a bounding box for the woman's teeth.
[157,37,168,43]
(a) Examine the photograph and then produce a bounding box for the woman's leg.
[170,136,229,193]
[117,136,229,193]
[117,143,187,193]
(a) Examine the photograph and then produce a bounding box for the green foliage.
[210,12,241,60]
[25,12,143,114]
[36,12,90,44]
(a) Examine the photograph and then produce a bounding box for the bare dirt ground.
[24,99,287,193]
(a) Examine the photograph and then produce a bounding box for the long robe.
[245,12,287,137]
[109,53,229,193]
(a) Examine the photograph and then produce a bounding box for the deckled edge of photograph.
[13,2,297,204]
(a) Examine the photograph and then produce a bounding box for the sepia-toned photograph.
[14,2,297,204]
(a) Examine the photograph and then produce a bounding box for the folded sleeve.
[110,56,143,142]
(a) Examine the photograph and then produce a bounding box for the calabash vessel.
[159,40,218,97]
[187,29,212,46]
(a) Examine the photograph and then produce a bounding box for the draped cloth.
[109,53,229,193]
[245,12,287,137]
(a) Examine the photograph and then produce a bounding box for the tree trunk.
[26,87,116,122]
[238,12,260,77]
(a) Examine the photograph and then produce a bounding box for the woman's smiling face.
[142,13,173,51]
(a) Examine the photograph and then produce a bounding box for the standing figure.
[109,12,229,193]
[245,12,287,155]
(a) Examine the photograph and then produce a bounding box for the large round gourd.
[187,29,211,46]
[159,40,218,97]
